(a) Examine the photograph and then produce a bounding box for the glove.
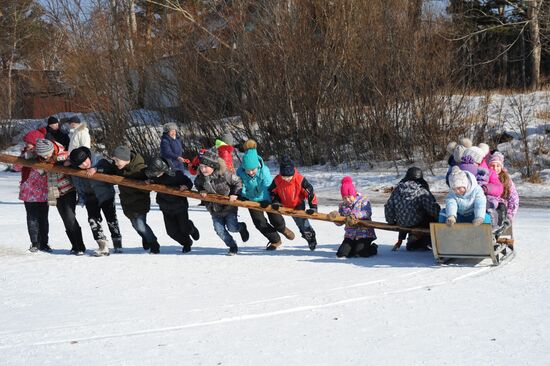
[259,201,270,208]
[446,216,456,227]
[345,215,358,226]
[305,208,317,215]
[271,203,281,210]
[472,217,484,226]
[327,211,339,220]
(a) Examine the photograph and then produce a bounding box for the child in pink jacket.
[18,129,50,253]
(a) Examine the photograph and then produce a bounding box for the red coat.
[269,169,318,209]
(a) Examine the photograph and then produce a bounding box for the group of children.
[16,118,519,258]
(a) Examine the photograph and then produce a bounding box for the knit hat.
[340,176,357,198]
[47,116,59,125]
[163,122,178,133]
[478,143,490,157]
[242,139,257,151]
[70,146,91,166]
[463,146,485,165]
[68,115,81,124]
[449,166,469,190]
[112,146,131,162]
[35,139,54,158]
[199,149,220,170]
[448,138,473,163]
[242,148,260,170]
[279,156,295,177]
[23,129,45,145]
[487,151,505,167]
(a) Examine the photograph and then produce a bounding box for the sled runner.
[430,223,514,266]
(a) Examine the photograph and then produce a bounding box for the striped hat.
[35,139,54,158]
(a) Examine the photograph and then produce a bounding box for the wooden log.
[0,153,430,234]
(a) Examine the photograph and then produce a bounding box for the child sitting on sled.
[329,176,378,258]
[440,166,491,226]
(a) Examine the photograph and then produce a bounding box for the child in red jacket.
[268,156,318,250]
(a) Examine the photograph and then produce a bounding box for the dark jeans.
[248,209,286,243]
[24,202,49,247]
[212,213,244,247]
[57,190,85,251]
[130,213,157,245]
[163,210,195,246]
[85,196,121,243]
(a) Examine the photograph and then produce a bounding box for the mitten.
[446,216,456,227]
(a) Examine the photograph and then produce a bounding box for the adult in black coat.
[45,116,70,149]
[385,167,440,251]
[145,158,199,253]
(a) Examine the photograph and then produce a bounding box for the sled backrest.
[430,223,494,259]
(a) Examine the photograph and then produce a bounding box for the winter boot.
[228,245,238,255]
[142,238,150,251]
[29,244,39,253]
[190,223,200,241]
[39,244,53,253]
[67,229,86,255]
[112,238,123,253]
[282,227,295,240]
[182,242,192,253]
[93,239,110,257]
[149,241,160,254]
[266,241,282,251]
[239,223,250,242]
[304,231,317,251]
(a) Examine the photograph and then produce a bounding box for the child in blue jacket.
[440,166,491,226]
[236,140,295,250]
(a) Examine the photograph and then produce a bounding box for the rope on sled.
[0,154,430,234]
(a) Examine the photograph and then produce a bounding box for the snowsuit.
[160,132,185,171]
[503,177,519,220]
[41,142,86,252]
[97,151,158,252]
[337,194,378,258]
[45,125,70,150]
[73,153,122,249]
[150,170,197,249]
[18,148,49,250]
[194,159,246,249]
[237,154,287,245]
[385,179,440,250]
[440,171,491,224]
[269,169,318,245]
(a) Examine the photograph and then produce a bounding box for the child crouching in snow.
[329,177,378,258]
[440,166,491,226]
[194,149,249,255]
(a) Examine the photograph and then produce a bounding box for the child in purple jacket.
[329,177,377,258]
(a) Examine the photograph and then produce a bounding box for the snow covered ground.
[0,172,549,365]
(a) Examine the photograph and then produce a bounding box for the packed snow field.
[0,172,549,365]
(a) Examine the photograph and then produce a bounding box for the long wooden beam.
[0,153,430,234]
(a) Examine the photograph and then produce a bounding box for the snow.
[1,171,549,365]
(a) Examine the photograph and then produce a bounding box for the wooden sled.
[430,223,514,266]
